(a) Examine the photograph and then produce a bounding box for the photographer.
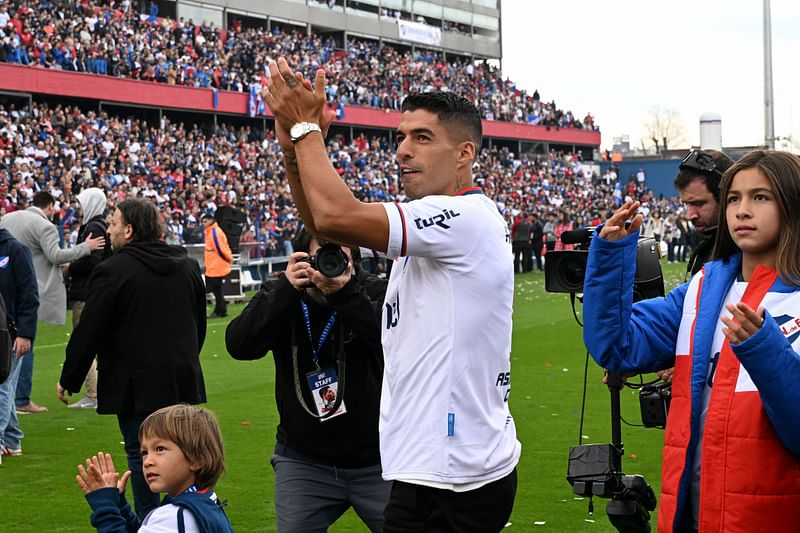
[225,228,390,533]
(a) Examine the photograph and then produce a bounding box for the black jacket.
[226,269,386,468]
[531,220,544,244]
[68,214,112,301]
[0,229,38,341]
[60,241,207,415]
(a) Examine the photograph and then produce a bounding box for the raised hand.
[264,57,327,132]
[598,200,643,241]
[721,303,765,345]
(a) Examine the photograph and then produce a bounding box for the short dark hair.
[139,404,225,490]
[116,199,164,242]
[32,191,55,209]
[401,92,482,149]
[674,149,735,201]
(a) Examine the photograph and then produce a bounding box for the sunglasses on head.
[679,150,724,178]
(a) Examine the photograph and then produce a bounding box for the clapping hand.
[263,57,327,134]
[75,452,131,496]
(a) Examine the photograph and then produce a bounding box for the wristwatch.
[289,122,322,143]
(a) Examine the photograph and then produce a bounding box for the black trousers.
[383,468,517,533]
[532,239,543,270]
[118,412,160,518]
[205,276,226,315]
[512,242,532,273]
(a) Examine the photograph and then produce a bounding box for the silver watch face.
[290,123,306,140]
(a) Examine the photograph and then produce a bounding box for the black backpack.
[0,292,13,384]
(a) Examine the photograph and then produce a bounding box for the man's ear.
[124,223,134,242]
[456,140,476,170]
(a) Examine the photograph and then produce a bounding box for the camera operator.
[676,149,735,281]
[658,149,734,383]
[225,227,390,533]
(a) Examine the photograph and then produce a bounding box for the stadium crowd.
[0,100,691,263]
[0,0,596,129]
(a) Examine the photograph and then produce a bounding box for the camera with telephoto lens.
[307,243,349,278]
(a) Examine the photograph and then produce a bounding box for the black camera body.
[545,230,664,300]
[639,384,671,429]
[307,243,349,278]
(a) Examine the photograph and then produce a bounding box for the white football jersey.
[380,188,521,485]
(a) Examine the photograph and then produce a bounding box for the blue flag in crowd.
[212,88,219,108]
[248,85,257,117]
[336,102,345,119]
[257,92,265,116]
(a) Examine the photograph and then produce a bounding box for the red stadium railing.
[0,64,600,146]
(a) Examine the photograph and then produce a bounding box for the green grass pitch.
[1,262,689,532]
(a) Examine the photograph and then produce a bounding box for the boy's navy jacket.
[85,487,235,533]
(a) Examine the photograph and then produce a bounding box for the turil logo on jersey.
[413,209,461,230]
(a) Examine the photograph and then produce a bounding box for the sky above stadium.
[501,0,800,152]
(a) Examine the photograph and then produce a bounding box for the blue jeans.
[0,353,26,451]
[14,347,33,408]
[271,453,391,533]
[117,413,160,519]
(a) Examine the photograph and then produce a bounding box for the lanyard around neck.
[300,299,337,369]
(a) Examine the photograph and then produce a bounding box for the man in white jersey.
[264,58,520,532]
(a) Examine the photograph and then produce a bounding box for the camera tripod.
[566,369,657,533]
[604,372,657,533]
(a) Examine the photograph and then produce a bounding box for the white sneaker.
[68,396,98,409]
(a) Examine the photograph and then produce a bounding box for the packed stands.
[0,0,596,129]
[0,101,682,262]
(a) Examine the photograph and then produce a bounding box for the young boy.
[75,404,235,533]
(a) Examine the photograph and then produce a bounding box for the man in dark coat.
[511,214,533,273]
[65,188,113,409]
[530,213,544,272]
[57,199,207,519]
[0,228,38,463]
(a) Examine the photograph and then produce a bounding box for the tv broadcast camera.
[547,228,672,428]
[545,227,662,533]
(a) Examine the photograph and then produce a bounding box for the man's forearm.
[293,133,359,239]
[283,151,317,234]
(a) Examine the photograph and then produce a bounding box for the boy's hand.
[76,452,132,495]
